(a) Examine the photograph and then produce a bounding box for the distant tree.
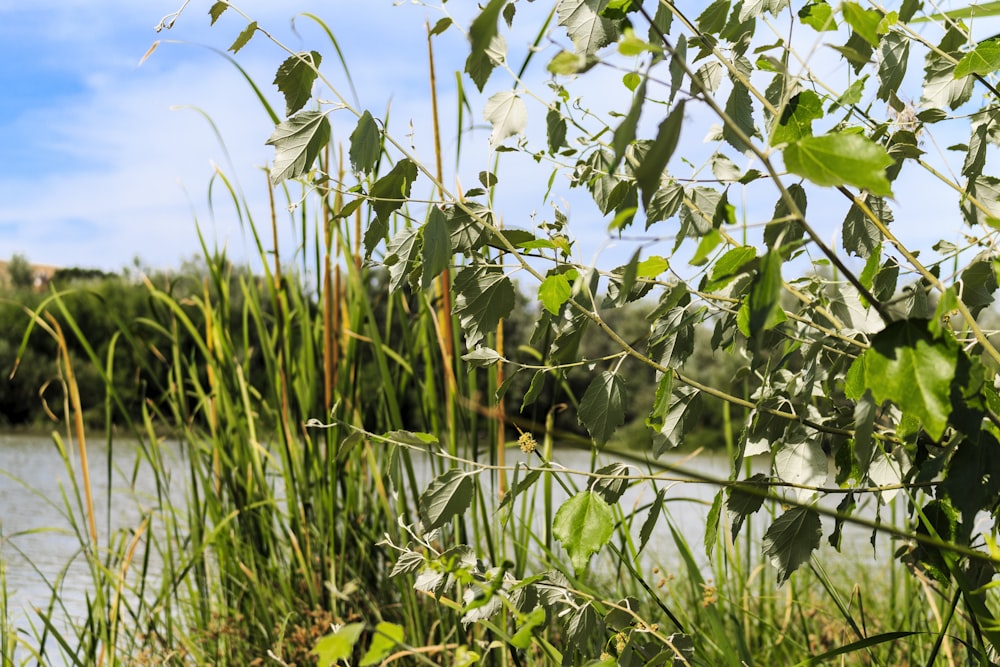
[8,253,33,289]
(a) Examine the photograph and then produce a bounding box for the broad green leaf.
[453,265,516,347]
[208,1,227,25]
[553,491,615,572]
[546,50,597,75]
[955,40,1000,78]
[963,176,1000,227]
[774,426,828,502]
[509,607,546,649]
[360,622,404,667]
[697,0,731,33]
[635,101,685,208]
[384,226,421,293]
[430,17,452,36]
[313,623,365,667]
[746,249,785,336]
[762,506,822,584]
[845,319,959,440]
[538,273,572,315]
[645,180,684,227]
[637,255,669,277]
[705,491,723,558]
[591,462,631,504]
[842,2,881,47]
[265,110,331,185]
[370,158,418,223]
[922,26,975,110]
[611,78,646,172]
[723,82,756,152]
[678,186,720,242]
[877,32,908,101]
[764,183,807,252]
[465,0,506,90]
[418,468,475,531]
[579,371,628,445]
[783,133,894,196]
[484,90,527,147]
[842,195,890,258]
[727,473,768,540]
[648,306,695,368]
[706,245,756,290]
[960,252,999,317]
[273,51,322,117]
[546,106,567,153]
[771,90,823,146]
[228,21,257,54]
[349,110,381,175]
[618,27,660,56]
[421,206,451,289]
[651,384,701,456]
[799,2,837,31]
[557,0,618,55]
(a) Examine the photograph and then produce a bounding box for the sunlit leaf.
[465,0,506,90]
[553,491,615,572]
[799,2,837,31]
[557,0,618,55]
[349,110,381,174]
[774,426,828,502]
[265,110,331,184]
[922,26,975,110]
[842,2,881,47]
[635,101,685,208]
[209,1,227,25]
[228,21,257,54]
[877,32,908,101]
[771,90,823,146]
[955,40,1000,78]
[273,51,322,117]
[539,273,572,315]
[484,90,528,147]
[360,622,404,667]
[453,265,516,347]
[313,623,365,667]
[783,133,894,196]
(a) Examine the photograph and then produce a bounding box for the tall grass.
[1,18,993,667]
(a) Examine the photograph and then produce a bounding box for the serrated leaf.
[273,51,322,117]
[727,473,768,540]
[845,319,958,440]
[697,0,731,33]
[592,462,631,504]
[349,110,381,175]
[723,81,756,152]
[960,252,999,316]
[922,26,975,110]
[384,226,421,293]
[705,491,723,558]
[783,133,894,196]
[637,255,669,277]
[557,0,618,55]
[772,90,823,146]
[360,623,404,667]
[645,180,684,227]
[484,90,527,147]
[547,50,597,75]
[553,491,615,572]
[799,2,837,31]
[706,246,757,290]
[208,1,227,25]
[611,78,646,172]
[370,158,418,223]
[421,206,451,289]
[313,623,365,666]
[546,106,568,153]
[539,274,572,315]
[462,347,502,367]
[265,111,331,185]
[465,0,506,90]
[762,507,822,584]
[842,195,889,259]
[228,21,257,54]
[877,32,908,101]
[635,101,685,208]
[774,426,828,502]
[419,468,475,531]
[453,265,516,348]
[842,2,881,47]
[390,550,425,577]
[955,40,1000,78]
[579,371,627,445]
[746,249,785,336]
[651,384,701,456]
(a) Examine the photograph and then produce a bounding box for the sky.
[0,1,997,277]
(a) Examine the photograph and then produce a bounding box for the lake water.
[0,433,904,663]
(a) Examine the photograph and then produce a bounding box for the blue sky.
[0,1,996,276]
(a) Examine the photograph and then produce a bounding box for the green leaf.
[645,180,684,227]
[637,255,669,277]
[370,158,419,223]
[465,0,506,90]
[723,82,756,152]
[484,90,527,147]
[430,17,452,36]
[453,265,516,347]
[208,1,227,25]
[697,0,731,33]
[546,106,568,154]
[705,491,723,558]
[842,195,889,259]
[557,0,618,55]
[960,252,999,317]
[418,468,475,531]
[842,2,881,47]
[651,384,701,456]
[746,249,785,336]
[265,111,331,185]
[799,2,837,31]
[509,607,546,650]
[360,622,404,667]
[553,491,616,572]
[638,488,665,554]
[618,27,660,55]
[591,462,631,504]
[611,78,646,172]
[706,245,757,290]
[539,273,572,315]
[774,426,828,501]
[845,319,959,440]
[421,207,451,289]
[762,507,822,584]
[313,623,365,667]
[877,32,908,101]
[228,21,257,54]
[771,90,824,146]
[635,101,685,208]
[783,133,894,196]
[273,51,322,117]
[349,110,381,175]
[956,40,1000,78]
[727,473,768,540]
[546,50,597,75]
[384,226,421,293]
[579,371,628,445]
[922,26,975,110]
[462,347,502,368]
